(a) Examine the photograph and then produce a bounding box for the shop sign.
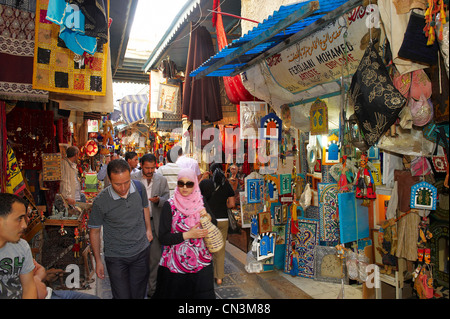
[264,4,380,94]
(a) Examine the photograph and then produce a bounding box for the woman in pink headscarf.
[153,168,217,299]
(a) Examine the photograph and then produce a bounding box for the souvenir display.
[354,153,377,206]
[410,181,438,211]
[2,0,448,300]
[33,0,109,96]
[318,183,340,243]
[285,217,319,279]
[350,41,406,147]
[260,112,282,140]
[310,99,328,136]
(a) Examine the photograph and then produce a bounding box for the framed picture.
[371,229,384,267]
[256,232,276,261]
[273,225,286,245]
[157,83,179,113]
[368,145,380,160]
[239,192,264,228]
[410,181,437,210]
[250,215,259,237]
[271,203,283,225]
[280,174,292,195]
[310,98,328,135]
[247,178,264,203]
[260,112,282,140]
[314,246,349,284]
[258,211,272,234]
[322,134,340,165]
[41,153,62,181]
[281,204,289,224]
[265,175,280,202]
[240,101,268,139]
[314,158,322,172]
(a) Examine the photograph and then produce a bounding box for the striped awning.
[119,94,148,124]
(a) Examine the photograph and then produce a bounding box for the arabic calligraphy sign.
[265,5,380,94]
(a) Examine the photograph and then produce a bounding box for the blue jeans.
[51,290,100,299]
[104,245,150,299]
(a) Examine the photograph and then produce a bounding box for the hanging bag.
[200,215,224,253]
[349,41,406,147]
[431,126,449,173]
[227,208,241,234]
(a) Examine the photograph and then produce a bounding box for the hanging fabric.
[212,0,257,104]
[182,24,222,123]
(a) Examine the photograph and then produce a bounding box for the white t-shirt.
[156,163,182,196]
[0,239,35,299]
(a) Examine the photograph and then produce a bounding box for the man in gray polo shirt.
[88,159,152,299]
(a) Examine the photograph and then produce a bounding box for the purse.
[227,208,240,234]
[200,215,224,253]
[349,41,406,147]
[431,125,449,173]
[410,156,432,176]
[398,11,439,65]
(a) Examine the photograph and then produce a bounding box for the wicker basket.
[200,215,224,253]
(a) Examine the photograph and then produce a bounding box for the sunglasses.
[177,181,195,188]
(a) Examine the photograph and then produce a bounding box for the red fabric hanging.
[213,0,258,105]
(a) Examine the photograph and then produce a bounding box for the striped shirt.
[156,163,182,196]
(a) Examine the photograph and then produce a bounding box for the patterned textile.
[213,0,255,104]
[304,205,319,219]
[0,101,6,192]
[321,164,337,183]
[0,3,49,101]
[32,0,108,96]
[6,143,26,195]
[159,199,212,274]
[67,0,108,46]
[6,107,54,170]
[0,0,35,12]
[350,41,406,146]
[285,217,319,279]
[318,183,340,243]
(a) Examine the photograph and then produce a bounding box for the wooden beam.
[193,1,320,79]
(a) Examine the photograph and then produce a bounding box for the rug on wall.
[318,183,340,244]
[32,0,109,96]
[284,217,319,279]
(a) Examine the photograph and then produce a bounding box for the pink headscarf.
[173,168,204,227]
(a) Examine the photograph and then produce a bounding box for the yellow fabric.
[32,0,109,96]
[6,144,26,195]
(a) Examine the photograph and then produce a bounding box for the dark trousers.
[105,245,150,299]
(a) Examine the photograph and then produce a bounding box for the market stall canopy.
[189,0,356,78]
[189,0,367,131]
[119,94,148,125]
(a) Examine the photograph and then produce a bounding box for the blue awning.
[190,0,356,78]
[119,94,148,124]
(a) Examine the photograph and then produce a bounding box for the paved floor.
[88,242,358,299]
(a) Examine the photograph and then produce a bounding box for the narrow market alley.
[91,242,365,300]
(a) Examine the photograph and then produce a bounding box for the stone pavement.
[90,242,315,299]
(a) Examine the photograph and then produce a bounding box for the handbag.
[227,208,240,234]
[200,215,224,253]
[398,11,439,65]
[431,125,449,173]
[349,41,406,147]
[410,156,432,176]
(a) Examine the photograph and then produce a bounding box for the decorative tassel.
[427,25,435,45]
